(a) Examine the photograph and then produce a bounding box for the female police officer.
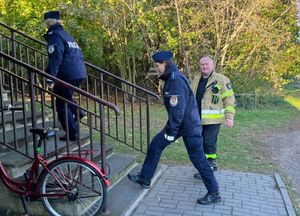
[128,51,221,205]
[44,11,86,141]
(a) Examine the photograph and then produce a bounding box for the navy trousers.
[140,130,219,193]
[53,79,84,138]
[202,124,221,157]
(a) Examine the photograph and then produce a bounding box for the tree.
[1,0,299,94]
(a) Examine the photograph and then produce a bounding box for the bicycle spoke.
[39,160,106,216]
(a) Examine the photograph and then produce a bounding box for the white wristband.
[164,133,175,141]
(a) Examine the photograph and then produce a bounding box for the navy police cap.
[152,50,173,62]
[44,11,61,20]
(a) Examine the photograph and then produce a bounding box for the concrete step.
[0,152,138,215]
[106,163,165,216]
[0,131,106,177]
[0,100,23,109]
[0,120,53,149]
[0,110,45,127]
[0,89,9,101]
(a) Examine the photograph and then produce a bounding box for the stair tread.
[0,110,45,125]
[106,164,163,216]
[106,164,142,216]
[0,121,53,145]
[43,132,90,157]
[106,153,137,182]
[0,131,90,167]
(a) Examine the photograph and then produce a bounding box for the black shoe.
[208,159,218,171]
[127,173,151,189]
[59,134,78,141]
[197,192,222,205]
[193,173,202,180]
[75,111,86,122]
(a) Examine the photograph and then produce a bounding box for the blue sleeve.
[165,78,189,137]
[46,33,64,77]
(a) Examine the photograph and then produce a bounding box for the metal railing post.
[98,72,106,170]
[146,95,151,148]
[29,69,37,155]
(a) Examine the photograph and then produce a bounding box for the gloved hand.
[46,79,54,89]
[164,133,175,142]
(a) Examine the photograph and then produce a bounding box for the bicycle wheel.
[38,159,106,216]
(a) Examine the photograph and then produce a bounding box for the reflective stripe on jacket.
[192,72,236,125]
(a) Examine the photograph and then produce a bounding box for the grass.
[112,103,300,171]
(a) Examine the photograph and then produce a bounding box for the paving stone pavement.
[130,165,296,216]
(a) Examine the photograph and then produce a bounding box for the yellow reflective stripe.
[225,105,235,113]
[206,154,217,159]
[202,113,224,119]
[221,89,234,99]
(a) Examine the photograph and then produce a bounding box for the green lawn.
[113,103,300,172]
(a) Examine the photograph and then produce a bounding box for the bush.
[235,93,291,109]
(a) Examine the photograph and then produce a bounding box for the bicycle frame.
[0,153,109,198]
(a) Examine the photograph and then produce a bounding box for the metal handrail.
[85,62,159,99]
[0,22,46,46]
[0,22,159,100]
[0,21,157,154]
[0,51,120,114]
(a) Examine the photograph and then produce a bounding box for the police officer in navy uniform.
[44,11,86,141]
[128,50,221,205]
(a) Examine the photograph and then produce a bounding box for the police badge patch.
[48,45,55,54]
[170,96,178,107]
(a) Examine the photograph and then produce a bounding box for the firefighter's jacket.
[192,72,236,125]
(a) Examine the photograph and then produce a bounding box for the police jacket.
[192,72,236,125]
[161,62,201,139]
[44,24,86,81]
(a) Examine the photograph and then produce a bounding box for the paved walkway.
[130,165,296,216]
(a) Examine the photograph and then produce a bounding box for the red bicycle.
[0,107,109,216]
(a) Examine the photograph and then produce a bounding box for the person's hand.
[164,133,175,141]
[224,118,234,128]
[46,79,54,89]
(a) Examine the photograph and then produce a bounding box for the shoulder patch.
[226,83,232,90]
[48,45,55,54]
[170,72,177,80]
[169,95,178,107]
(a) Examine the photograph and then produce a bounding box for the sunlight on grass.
[284,96,300,110]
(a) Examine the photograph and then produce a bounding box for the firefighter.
[43,11,86,141]
[192,55,236,179]
[127,51,221,205]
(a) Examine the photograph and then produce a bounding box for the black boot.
[127,173,151,189]
[208,159,218,171]
[59,134,78,141]
[75,111,86,122]
[197,192,222,205]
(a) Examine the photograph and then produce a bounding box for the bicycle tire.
[38,159,106,216]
